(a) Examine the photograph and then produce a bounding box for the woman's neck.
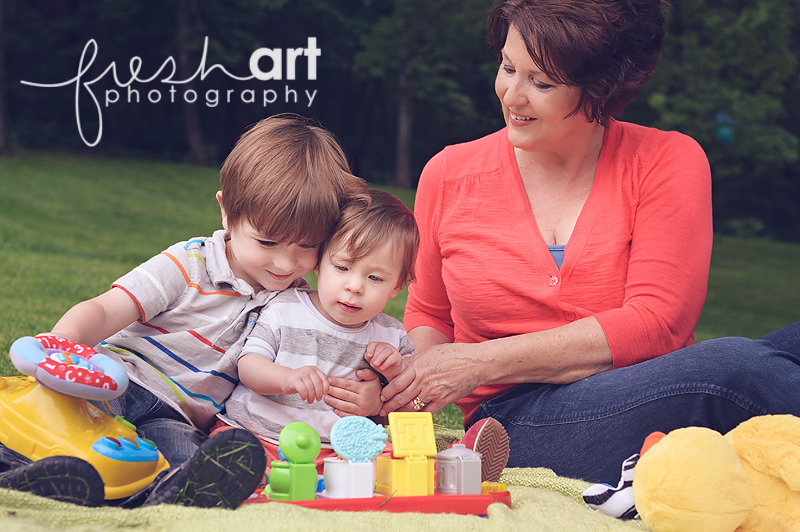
[514,122,605,187]
[513,122,606,246]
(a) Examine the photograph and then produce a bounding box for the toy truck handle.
[9,336,129,401]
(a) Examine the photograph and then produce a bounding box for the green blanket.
[0,467,652,531]
[0,427,652,531]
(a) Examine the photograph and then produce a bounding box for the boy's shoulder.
[156,231,223,264]
[269,288,306,305]
[177,230,225,257]
[369,311,406,331]
[177,230,254,294]
[256,288,309,320]
[368,313,413,354]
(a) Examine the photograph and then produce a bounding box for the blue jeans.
[473,321,800,484]
[93,381,207,467]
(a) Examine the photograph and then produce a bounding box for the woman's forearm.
[411,317,612,386]
[477,316,613,385]
[408,325,451,353]
[382,317,613,414]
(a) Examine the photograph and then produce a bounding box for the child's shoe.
[0,450,105,506]
[0,441,31,471]
[461,417,510,482]
[144,428,266,509]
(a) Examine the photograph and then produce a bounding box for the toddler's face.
[225,219,318,292]
[313,239,403,328]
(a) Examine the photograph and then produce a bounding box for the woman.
[380,0,800,483]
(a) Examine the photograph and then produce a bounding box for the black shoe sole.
[146,428,266,509]
[0,455,105,506]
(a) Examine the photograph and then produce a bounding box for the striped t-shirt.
[98,230,289,431]
[219,289,414,445]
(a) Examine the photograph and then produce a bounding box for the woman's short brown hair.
[322,190,420,289]
[488,0,669,126]
[219,114,366,245]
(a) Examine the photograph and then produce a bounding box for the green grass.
[1,152,798,431]
[697,235,799,341]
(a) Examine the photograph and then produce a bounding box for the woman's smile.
[510,112,535,121]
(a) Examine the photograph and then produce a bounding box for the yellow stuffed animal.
[633,415,800,532]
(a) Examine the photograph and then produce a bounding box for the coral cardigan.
[404,121,713,423]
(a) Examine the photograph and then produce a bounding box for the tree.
[175,0,210,165]
[355,0,498,187]
[6,0,796,240]
[0,0,8,156]
[640,0,800,239]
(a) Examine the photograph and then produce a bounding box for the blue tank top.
[548,244,565,269]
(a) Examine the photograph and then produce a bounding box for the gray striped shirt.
[219,289,413,444]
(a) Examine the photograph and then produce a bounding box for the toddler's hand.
[364,341,403,380]
[283,366,329,404]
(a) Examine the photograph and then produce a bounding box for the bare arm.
[380,318,612,414]
[46,287,142,346]
[475,317,611,384]
[407,326,451,354]
[238,354,329,404]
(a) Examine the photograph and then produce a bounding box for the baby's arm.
[364,341,404,380]
[45,287,142,347]
[238,354,329,404]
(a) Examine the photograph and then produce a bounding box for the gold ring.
[412,396,427,411]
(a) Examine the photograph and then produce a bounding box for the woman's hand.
[326,369,383,417]
[379,342,483,415]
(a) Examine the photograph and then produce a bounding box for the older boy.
[0,115,367,508]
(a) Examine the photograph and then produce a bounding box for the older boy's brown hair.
[323,190,420,288]
[219,114,366,244]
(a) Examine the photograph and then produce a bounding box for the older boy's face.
[311,240,402,328]
[225,219,318,292]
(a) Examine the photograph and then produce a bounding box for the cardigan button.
[548,276,559,287]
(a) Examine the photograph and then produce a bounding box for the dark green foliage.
[2,0,799,241]
[635,0,800,240]
[2,1,501,180]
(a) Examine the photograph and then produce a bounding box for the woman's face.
[494,25,591,153]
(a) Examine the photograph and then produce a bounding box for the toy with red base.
[0,336,170,500]
[248,488,512,514]
[252,413,511,515]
